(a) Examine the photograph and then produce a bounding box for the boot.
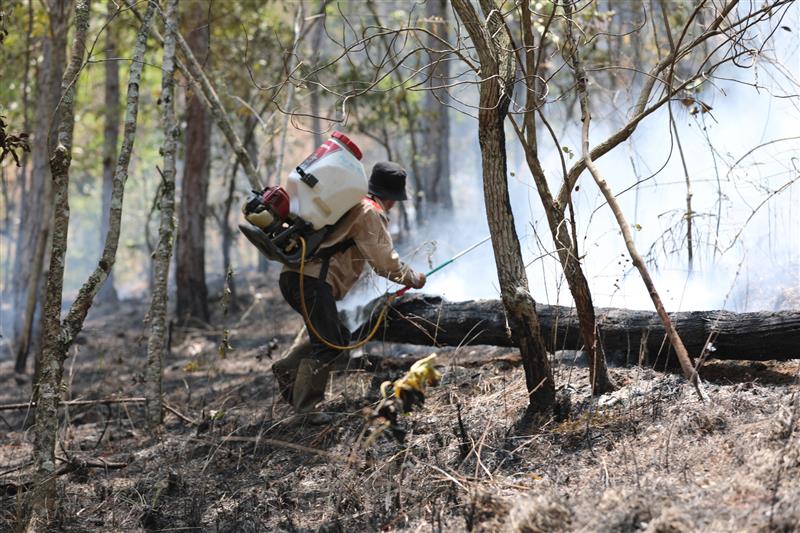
[292,358,331,412]
[272,339,313,402]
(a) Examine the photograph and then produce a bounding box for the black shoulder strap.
[317,238,355,282]
[309,202,362,281]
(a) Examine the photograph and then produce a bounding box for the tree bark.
[28,2,154,527]
[146,0,178,430]
[564,4,700,396]
[511,1,615,395]
[96,0,120,305]
[422,0,452,212]
[273,3,305,181]
[12,0,70,376]
[308,1,326,148]
[5,0,33,305]
[175,1,211,325]
[27,0,90,527]
[356,296,800,364]
[451,0,554,414]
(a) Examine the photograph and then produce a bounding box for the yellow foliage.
[381,353,442,409]
[184,360,202,373]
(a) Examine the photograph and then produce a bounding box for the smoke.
[341,25,800,315]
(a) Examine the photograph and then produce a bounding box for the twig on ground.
[0,462,34,477]
[192,435,361,465]
[162,402,197,425]
[0,397,147,411]
[38,455,131,481]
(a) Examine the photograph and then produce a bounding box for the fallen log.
[353,295,800,366]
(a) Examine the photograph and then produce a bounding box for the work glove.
[409,271,427,289]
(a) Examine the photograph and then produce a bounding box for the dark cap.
[368,161,408,201]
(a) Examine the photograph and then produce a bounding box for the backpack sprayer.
[240,132,491,349]
[239,131,368,267]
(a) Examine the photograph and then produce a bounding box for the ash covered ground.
[1,271,798,532]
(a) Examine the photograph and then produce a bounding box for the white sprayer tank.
[284,132,368,229]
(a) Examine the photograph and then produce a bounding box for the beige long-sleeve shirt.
[284,197,417,300]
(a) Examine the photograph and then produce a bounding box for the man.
[273,161,427,412]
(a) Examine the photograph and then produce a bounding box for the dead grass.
[0,270,798,532]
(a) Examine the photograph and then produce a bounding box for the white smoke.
[340,22,800,314]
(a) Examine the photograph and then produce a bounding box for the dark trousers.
[273,271,352,409]
[278,271,351,361]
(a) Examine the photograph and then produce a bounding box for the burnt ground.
[0,270,798,532]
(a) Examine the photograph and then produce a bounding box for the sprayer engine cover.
[242,186,291,231]
[261,186,290,220]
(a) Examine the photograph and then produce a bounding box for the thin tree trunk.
[452,0,554,415]
[218,114,260,307]
[657,0,694,271]
[146,0,178,430]
[97,0,120,305]
[274,3,305,181]
[27,0,91,527]
[175,1,211,325]
[308,2,326,148]
[669,108,694,270]
[512,0,615,395]
[28,2,154,527]
[143,0,265,190]
[13,0,70,376]
[422,0,452,212]
[564,5,702,397]
[6,0,33,301]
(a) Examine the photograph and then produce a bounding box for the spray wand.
[394,235,491,297]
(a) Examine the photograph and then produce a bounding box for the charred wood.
[354,295,800,365]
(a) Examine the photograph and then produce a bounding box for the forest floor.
[1,270,799,532]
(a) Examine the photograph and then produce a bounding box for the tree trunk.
[175,1,211,325]
[27,0,90,527]
[12,0,69,376]
[146,0,178,430]
[308,1,326,148]
[96,0,120,305]
[365,1,425,224]
[422,0,452,212]
[28,2,154,526]
[564,4,700,394]
[218,114,259,308]
[511,0,614,395]
[5,0,33,305]
[451,0,554,414]
[273,3,304,181]
[356,296,800,364]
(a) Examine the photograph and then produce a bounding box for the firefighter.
[272,161,427,412]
